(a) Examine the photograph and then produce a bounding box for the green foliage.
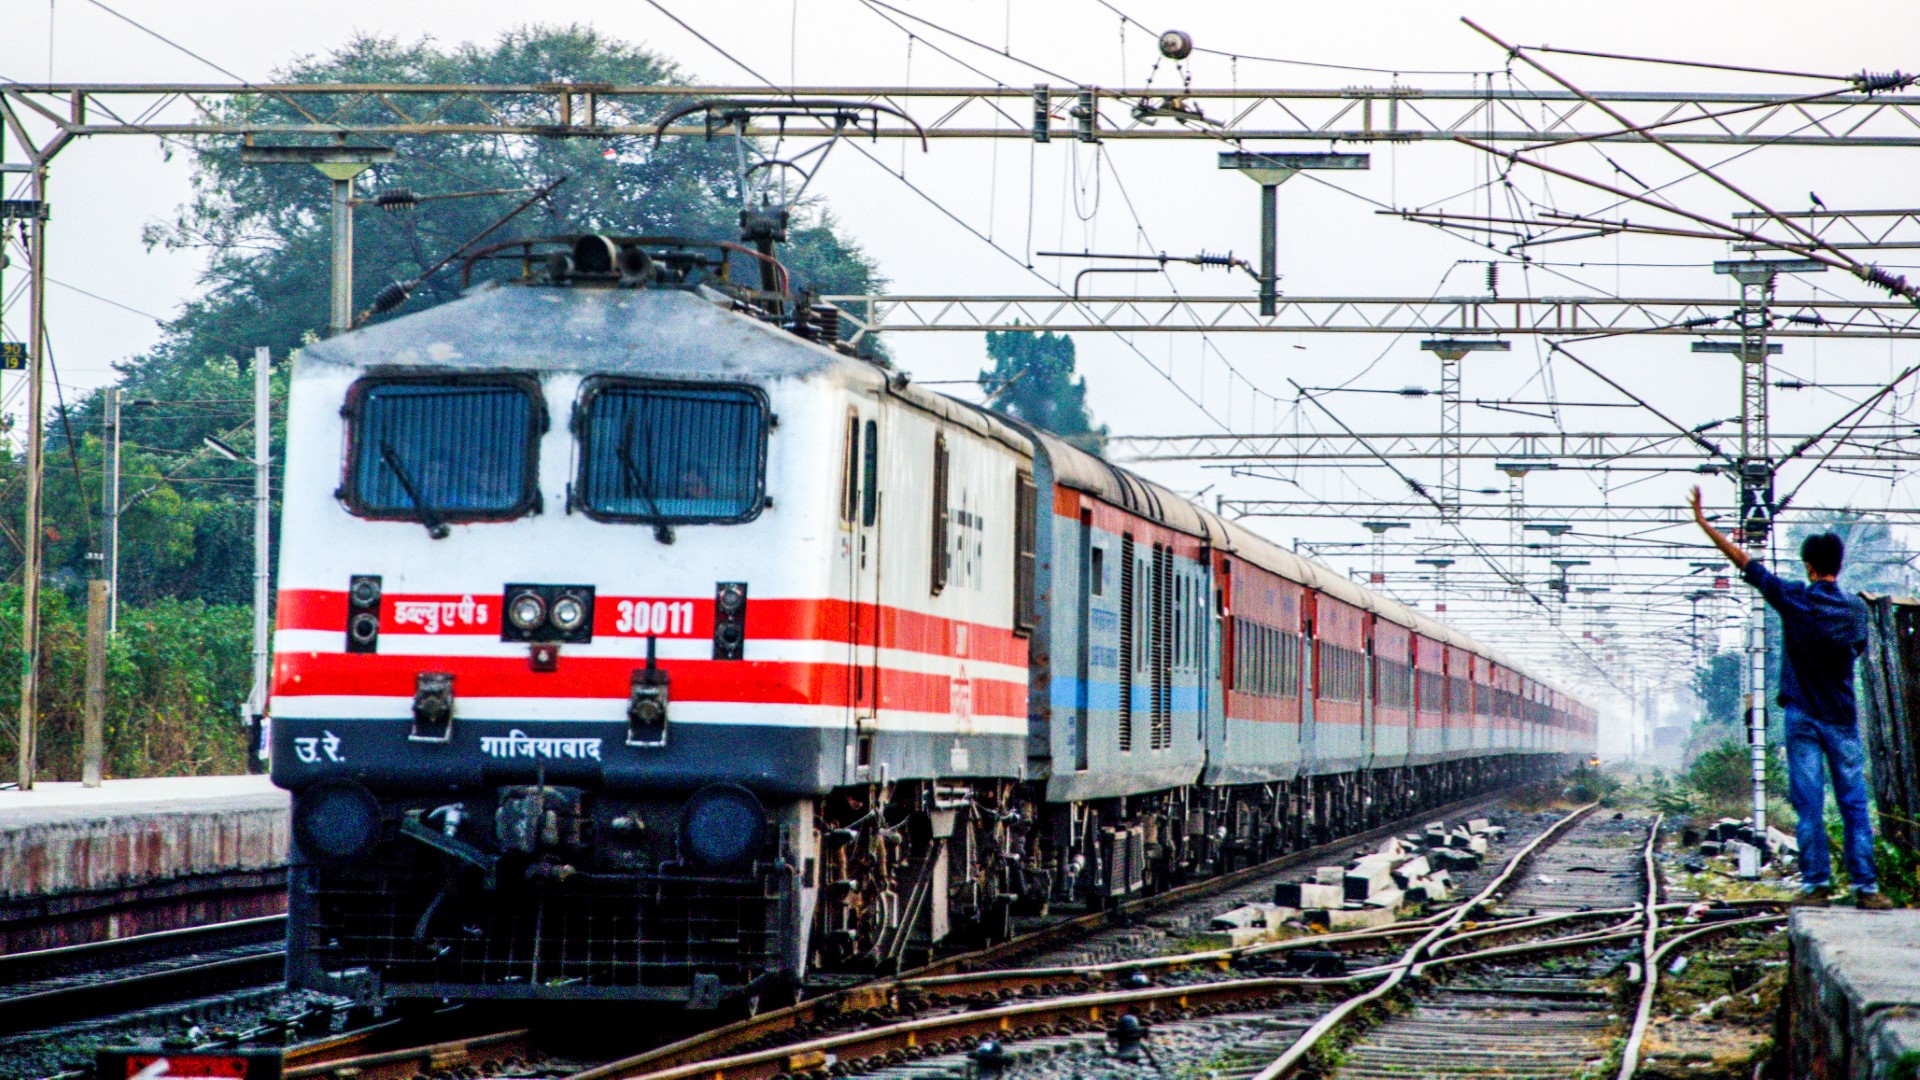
[1644,771,1703,817]
[0,586,251,781]
[1685,740,1787,817]
[1783,514,1917,596]
[1,25,883,612]
[1693,651,1744,728]
[1565,762,1622,805]
[1876,838,1920,907]
[979,328,1109,454]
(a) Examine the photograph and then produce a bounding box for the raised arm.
[1689,486,1752,570]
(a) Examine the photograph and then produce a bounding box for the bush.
[1566,762,1622,805]
[1686,741,1787,818]
[0,584,251,780]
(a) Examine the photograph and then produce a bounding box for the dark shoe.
[1795,885,1834,906]
[1856,890,1896,910]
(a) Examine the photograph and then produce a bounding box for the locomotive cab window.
[343,377,543,524]
[576,380,768,523]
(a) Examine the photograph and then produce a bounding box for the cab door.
[854,412,884,750]
[841,408,884,778]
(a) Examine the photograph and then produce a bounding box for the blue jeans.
[1784,705,1878,892]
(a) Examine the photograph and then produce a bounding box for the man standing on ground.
[1689,487,1888,907]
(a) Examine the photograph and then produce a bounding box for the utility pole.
[1415,557,1455,613]
[1423,339,1510,522]
[1218,152,1368,315]
[13,164,49,791]
[1695,256,1824,869]
[1497,461,1557,595]
[238,144,394,336]
[1361,520,1410,585]
[102,387,121,634]
[249,346,272,770]
[82,579,107,787]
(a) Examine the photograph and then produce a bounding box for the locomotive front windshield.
[576,381,767,523]
[346,379,541,521]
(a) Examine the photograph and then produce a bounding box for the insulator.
[1193,249,1234,267]
[810,304,842,342]
[369,282,411,314]
[373,188,419,211]
[1855,70,1913,94]
[1158,30,1193,61]
[1485,261,1499,296]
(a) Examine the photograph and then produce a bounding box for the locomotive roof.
[299,282,846,379]
[298,282,1034,455]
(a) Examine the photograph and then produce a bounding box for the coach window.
[343,376,543,529]
[1013,471,1038,633]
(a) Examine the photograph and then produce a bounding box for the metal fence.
[1858,596,1920,850]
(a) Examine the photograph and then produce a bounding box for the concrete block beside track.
[0,775,288,953]
[1787,907,1920,1078]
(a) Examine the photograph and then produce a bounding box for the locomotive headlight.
[294,778,381,863]
[678,783,767,871]
[509,593,548,632]
[550,594,588,633]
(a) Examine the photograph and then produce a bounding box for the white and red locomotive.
[269,235,1596,1010]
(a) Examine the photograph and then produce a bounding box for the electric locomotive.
[269,233,1595,1012]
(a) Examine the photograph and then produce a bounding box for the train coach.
[268,233,1596,1013]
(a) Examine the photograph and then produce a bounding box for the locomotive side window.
[344,378,542,523]
[576,380,767,523]
[840,411,859,526]
[861,420,879,527]
[930,433,950,595]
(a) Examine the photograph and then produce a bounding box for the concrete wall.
[0,777,289,951]
[1788,907,1920,1078]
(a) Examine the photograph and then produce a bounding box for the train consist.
[269,233,1596,1012]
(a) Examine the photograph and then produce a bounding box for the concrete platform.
[0,775,288,952]
[1788,907,1920,1078]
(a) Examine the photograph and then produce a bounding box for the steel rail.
[575,971,1381,1080]
[562,788,1529,1079]
[282,1028,538,1080]
[1243,801,1601,1080]
[0,950,284,1036]
[1615,814,1667,1080]
[0,914,285,987]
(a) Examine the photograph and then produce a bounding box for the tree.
[979,328,1109,454]
[4,25,883,606]
[1782,514,1917,596]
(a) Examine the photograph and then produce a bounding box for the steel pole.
[1258,182,1277,317]
[15,164,47,791]
[330,176,353,336]
[249,346,272,771]
[103,386,120,634]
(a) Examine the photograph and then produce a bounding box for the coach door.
[842,408,884,775]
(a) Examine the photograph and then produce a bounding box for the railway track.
[0,916,287,1036]
[175,787,1525,1080]
[549,800,1596,1080]
[557,806,1788,1080]
[49,788,1779,1080]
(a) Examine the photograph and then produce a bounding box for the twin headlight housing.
[501,583,596,643]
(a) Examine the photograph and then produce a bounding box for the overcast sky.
[5,1,1919,751]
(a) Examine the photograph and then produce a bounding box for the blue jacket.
[1742,560,1870,725]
